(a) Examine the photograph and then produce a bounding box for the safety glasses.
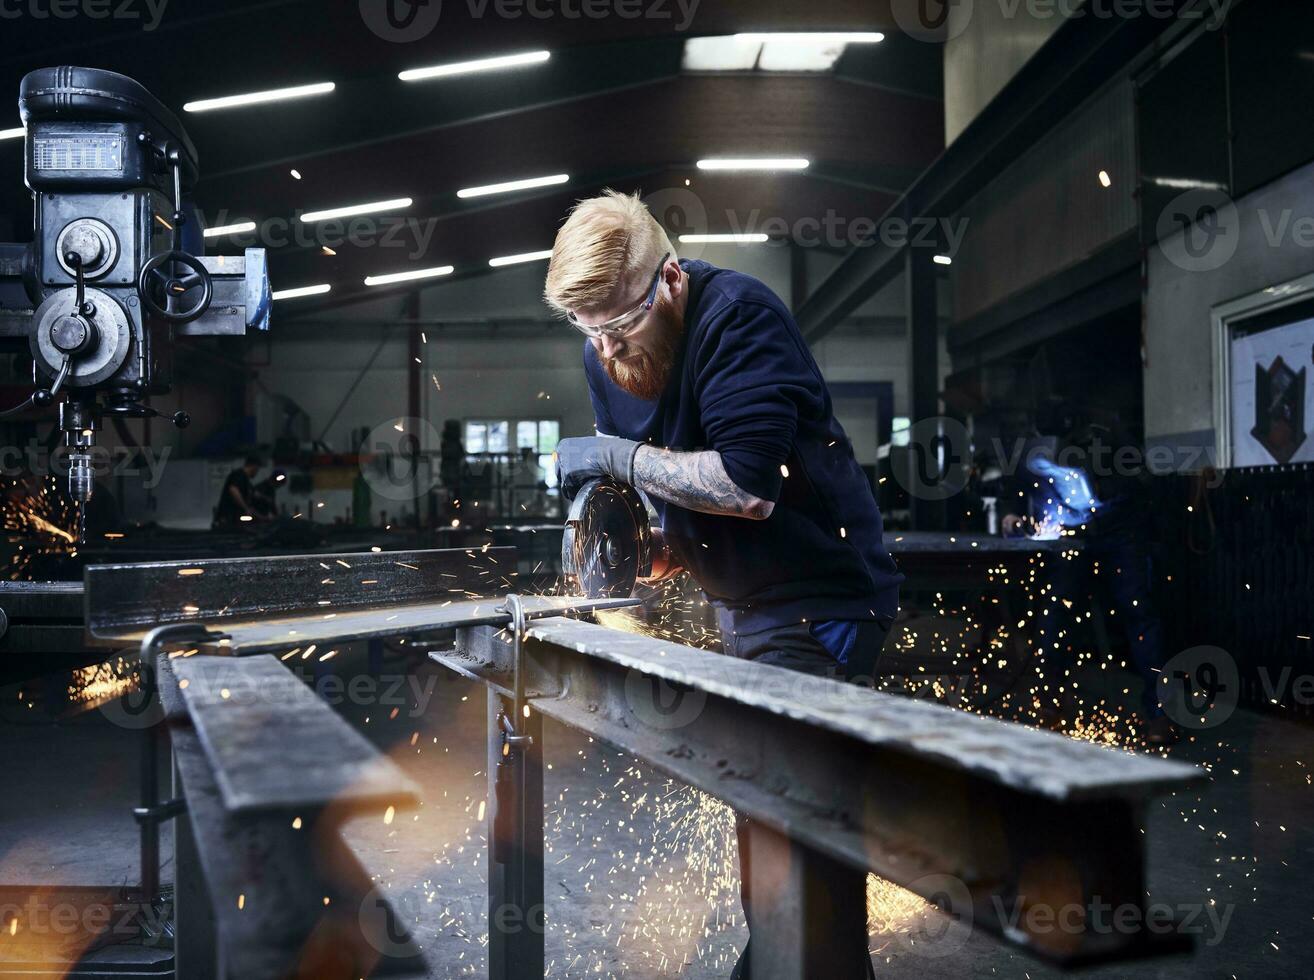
[566,252,670,339]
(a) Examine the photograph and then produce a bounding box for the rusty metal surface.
[520,616,1196,800]
[159,656,426,978]
[84,546,518,639]
[106,594,640,656]
[438,619,1204,965]
[171,655,419,816]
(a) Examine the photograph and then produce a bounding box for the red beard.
[603,297,684,401]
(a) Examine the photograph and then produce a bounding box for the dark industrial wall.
[949,79,1137,329]
[1153,465,1314,718]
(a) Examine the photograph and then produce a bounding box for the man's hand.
[554,436,642,500]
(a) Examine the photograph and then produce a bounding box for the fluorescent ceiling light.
[696,158,810,171]
[683,36,763,71]
[300,198,412,223]
[204,221,257,238]
[679,233,769,243]
[1149,177,1228,191]
[488,249,553,267]
[272,283,331,300]
[457,174,569,199]
[933,254,953,266]
[0,127,23,141]
[685,33,882,72]
[734,32,884,44]
[400,50,551,82]
[184,82,335,113]
[364,265,454,287]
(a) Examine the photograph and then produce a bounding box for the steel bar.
[84,546,519,639]
[158,654,426,978]
[437,617,1205,967]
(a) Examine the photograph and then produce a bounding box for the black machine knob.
[138,250,213,323]
[50,313,95,356]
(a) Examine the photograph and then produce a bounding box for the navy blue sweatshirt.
[584,259,902,634]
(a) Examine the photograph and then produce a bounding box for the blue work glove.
[554,436,641,500]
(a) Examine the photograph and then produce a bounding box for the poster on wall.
[1230,315,1314,466]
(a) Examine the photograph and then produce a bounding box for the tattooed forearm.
[632,445,774,520]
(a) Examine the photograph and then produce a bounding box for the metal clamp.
[497,593,534,750]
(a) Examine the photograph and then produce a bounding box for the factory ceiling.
[0,0,944,319]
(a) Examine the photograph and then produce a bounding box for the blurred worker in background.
[1001,402,1175,745]
[214,455,266,528]
[546,190,900,979]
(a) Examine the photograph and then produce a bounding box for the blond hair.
[544,189,675,315]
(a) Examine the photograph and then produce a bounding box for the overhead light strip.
[364,265,455,287]
[679,234,769,243]
[696,158,810,171]
[488,249,554,267]
[184,82,336,113]
[272,283,332,300]
[300,198,413,223]
[0,126,23,141]
[400,50,551,82]
[204,221,257,238]
[457,174,570,199]
[733,32,884,43]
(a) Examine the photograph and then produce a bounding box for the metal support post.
[487,594,545,979]
[743,819,869,980]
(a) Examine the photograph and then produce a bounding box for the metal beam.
[796,0,1195,344]
[160,654,427,978]
[84,546,519,639]
[437,616,1204,968]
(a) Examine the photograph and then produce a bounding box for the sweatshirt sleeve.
[583,342,618,436]
[694,302,823,502]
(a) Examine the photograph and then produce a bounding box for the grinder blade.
[561,477,652,598]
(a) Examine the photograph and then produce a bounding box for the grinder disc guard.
[562,478,652,598]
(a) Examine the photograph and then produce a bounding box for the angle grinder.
[562,478,675,598]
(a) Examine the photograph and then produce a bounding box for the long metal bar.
[158,654,427,978]
[437,617,1204,969]
[85,546,519,639]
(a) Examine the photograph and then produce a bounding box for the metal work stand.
[487,595,546,980]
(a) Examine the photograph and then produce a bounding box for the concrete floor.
[2,651,1312,979]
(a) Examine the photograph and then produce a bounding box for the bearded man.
[545,190,901,979]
